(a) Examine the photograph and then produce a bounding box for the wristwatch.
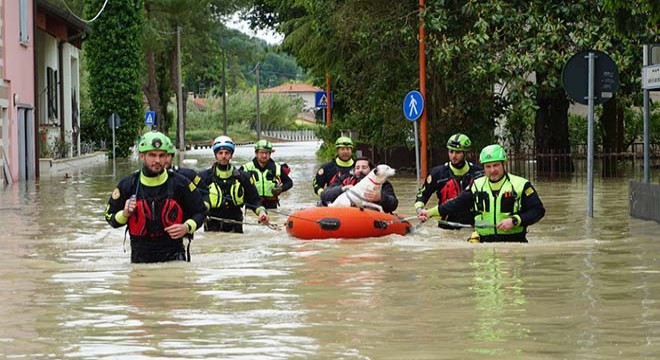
[511,217,519,226]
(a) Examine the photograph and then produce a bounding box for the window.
[47,67,58,121]
[19,0,29,44]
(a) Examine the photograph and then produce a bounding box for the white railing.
[261,129,318,142]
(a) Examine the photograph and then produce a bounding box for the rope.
[207,215,281,230]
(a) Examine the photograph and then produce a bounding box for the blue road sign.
[315,91,333,109]
[403,90,424,121]
[145,110,156,126]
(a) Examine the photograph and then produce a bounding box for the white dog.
[329,164,396,212]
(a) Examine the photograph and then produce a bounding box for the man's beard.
[142,164,164,177]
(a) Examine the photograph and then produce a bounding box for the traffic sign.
[315,91,333,108]
[562,50,619,105]
[642,64,660,90]
[403,90,424,121]
[108,113,121,129]
[145,110,156,126]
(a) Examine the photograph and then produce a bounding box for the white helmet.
[212,135,235,154]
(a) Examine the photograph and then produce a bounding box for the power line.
[61,0,109,23]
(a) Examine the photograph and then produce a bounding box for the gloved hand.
[271,186,283,197]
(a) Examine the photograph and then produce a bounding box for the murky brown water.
[1,141,660,359]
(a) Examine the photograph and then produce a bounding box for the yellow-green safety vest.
[471,174,527,236]
[243,161,281,197]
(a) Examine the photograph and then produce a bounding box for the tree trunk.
[600,96,619,177]
[143,49,161,130]
[170,42,180,146]
[534,72,573,177]
[157,50,171,136]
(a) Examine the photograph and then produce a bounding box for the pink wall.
[4,0,35,181]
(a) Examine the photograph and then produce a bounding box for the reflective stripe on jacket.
[208,166,245,208]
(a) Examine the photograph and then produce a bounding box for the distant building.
[262,83,322,123]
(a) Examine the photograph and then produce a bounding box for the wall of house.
[0,0,8,183]
[300,92,316,111]
[35,31,81,159]
[4,0,35,182]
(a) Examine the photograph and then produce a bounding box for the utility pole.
[419,0,428,179]
[222,49,227,135]
[255,62,261,141]
[326,73,331,126]
[176,26,185,151]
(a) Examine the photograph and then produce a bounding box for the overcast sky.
[226,14,284,45]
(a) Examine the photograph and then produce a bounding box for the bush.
[185,90,302,144]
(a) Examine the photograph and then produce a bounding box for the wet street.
[2,141,660,359]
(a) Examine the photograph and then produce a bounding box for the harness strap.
[186,236,192,262]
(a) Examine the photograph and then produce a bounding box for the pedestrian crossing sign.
[315,91,333,109]
[145,110,156,126]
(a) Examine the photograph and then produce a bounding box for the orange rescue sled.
[286,207,412,240]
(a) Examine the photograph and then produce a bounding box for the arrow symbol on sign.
[408,95,419,117]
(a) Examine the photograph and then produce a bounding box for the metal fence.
[507,142,660,182]
[80,140,107,155]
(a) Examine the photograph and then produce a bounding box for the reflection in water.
[468,248,528,356]
[2,141,660,358]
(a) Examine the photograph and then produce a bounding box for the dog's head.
[371,164,396,182]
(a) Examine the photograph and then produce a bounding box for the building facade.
[1,0,87,184]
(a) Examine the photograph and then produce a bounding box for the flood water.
[2,141,660,359]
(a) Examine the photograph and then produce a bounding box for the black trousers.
[131,250,186,263]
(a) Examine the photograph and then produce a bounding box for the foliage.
[184,91,302,140]
[247,0,657,168]
[85,0,144,158]
[568,106,660,149]
[603,0,660,30]
[248,0,421,151]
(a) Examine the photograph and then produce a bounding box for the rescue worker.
[313,136,355,204]
[164,137,204,194]
[425,144,545,243]
[104,131,207,263]
[416,133,483,229]
[241,139,293,209]
[199,135,269,233]
[320,157,398,213]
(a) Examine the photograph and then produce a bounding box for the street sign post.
[107,113,121,178]
[562,50,619,219]
[315,91,333,109]
[403,90,425,186]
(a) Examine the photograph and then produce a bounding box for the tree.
[247,0,656,176]
[85,0,144,157]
